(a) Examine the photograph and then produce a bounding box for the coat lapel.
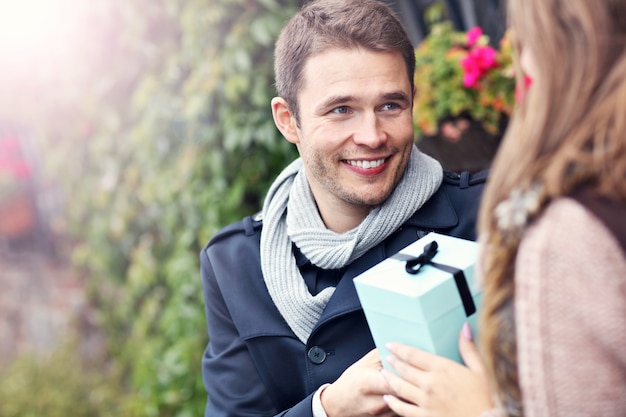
[314,242,387,327]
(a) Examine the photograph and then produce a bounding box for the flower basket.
[412,22,517,172]
[417,113,507,173]
[413,22,516,138]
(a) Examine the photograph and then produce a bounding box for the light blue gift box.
[353,232,481,369]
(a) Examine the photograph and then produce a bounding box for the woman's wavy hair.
[478,0,626,413]
[273,0,415,126]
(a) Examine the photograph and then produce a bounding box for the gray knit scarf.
[260,145,443,343]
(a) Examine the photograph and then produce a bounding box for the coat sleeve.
[200,246,316,417]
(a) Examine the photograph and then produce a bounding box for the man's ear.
[271,97,300,144]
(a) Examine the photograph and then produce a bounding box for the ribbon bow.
[394,240,476,317]
[405,241,439,274]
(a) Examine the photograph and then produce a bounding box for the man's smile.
[344,158,386,169]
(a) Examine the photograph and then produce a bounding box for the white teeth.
[347,158,385,169]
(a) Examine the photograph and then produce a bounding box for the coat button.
[307,346,327,364]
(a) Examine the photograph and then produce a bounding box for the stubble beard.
[307,145,411,208]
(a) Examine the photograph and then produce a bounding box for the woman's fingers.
[386,342,436,372]
[386,353,428,387]
[382,369,426,417]
[382,367,427,403]
[383,393,423,417]
[458,323,485,373]
[382,335,493,417]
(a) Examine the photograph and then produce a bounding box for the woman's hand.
[381,322,493,417]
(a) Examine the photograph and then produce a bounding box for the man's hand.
[321,348,398,417]
[381,323,493,417]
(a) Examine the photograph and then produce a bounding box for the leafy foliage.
[413,16,516,137]
[0,342,123,417]
[76,1,299,415]
[3,0,299,415]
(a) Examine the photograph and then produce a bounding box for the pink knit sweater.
[512,197,626,416]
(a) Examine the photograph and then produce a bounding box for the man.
[200,1,486,415]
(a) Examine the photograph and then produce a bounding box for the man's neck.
[317,201,372,234]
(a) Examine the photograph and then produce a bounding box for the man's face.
[288,48,415,214]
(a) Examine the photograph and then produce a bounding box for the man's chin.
[344,188,393,207]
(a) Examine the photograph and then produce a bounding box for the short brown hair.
[274,0,415,123]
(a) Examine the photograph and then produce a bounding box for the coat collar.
[405,183,458,230]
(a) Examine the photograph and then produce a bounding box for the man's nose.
[352,113,387,148]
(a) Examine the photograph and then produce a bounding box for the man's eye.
[331,106,349,114]
[382,103,400,111]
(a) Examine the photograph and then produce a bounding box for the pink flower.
[0,136,19,154]
[460,46,498,88]
[463,71,480,88]
[466,27,482,47]
[0,136,31,180]
[473,46,497,69]
[11,161,31,179]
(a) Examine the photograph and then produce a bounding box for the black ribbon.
[393,241,476,317]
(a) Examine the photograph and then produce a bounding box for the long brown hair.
[478,0,626,413]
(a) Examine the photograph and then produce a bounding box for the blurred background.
[0,1,506,415]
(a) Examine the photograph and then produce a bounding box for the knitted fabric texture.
[515,198,626,416]
[260,146,443,343]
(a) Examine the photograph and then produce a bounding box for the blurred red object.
[0,134,36,239]
[0,135,32,181]
[0,190,35,238]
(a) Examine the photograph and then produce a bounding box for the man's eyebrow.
[315,91,411,114]
[315,95,355,114]
[382,91,411,103]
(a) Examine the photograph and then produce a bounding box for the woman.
[382,0,626,415]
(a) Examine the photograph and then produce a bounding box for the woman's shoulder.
[569,187,626,254]
[520,193,626,271]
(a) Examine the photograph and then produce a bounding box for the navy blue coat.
[200,170,487,417]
